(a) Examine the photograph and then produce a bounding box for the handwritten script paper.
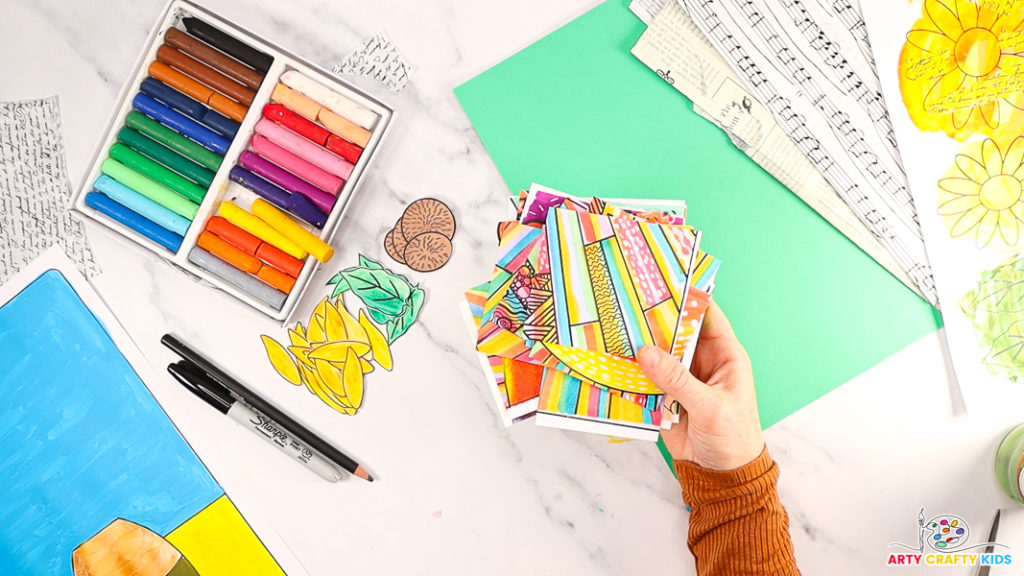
[630,0,921,297]
[680,0,937,303]
[332,33,413,93]
[0,97,98,283]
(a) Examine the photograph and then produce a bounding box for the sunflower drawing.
[938,136,1024,248]
[899,0,1024,141]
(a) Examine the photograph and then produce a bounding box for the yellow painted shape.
[165,495,285,576]
[898,0,1024,140]
[543,342,662,395]
[261,335,301,385]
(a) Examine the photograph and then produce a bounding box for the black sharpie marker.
[168,360,343,483]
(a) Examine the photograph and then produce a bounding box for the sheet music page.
[680,0,938,303]
[630,0,921,296]
[628,0,670,24]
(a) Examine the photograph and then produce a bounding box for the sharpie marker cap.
[168,361,233,413]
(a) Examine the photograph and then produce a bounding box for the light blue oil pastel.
[93,174,191,236]
[0,270,223,574]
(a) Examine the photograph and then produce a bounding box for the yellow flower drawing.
[899,0,1024,141]
[938,136,1024,248]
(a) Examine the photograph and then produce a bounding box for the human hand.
[638,301,764,471]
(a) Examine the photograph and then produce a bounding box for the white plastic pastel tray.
[72,0,394,322]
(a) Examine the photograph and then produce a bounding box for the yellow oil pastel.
[898,0,1024,141]
[165,496,285,576]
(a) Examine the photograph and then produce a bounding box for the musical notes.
[681,0,936,304]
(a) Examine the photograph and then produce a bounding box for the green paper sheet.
[455,0,940,428]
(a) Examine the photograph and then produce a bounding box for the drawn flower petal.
[957,153,990,182]
[938,193,982,215]
[980,100,1000,129]
[978,5,1000,30]
[998,208,1022,246]
[976,210,1000,247]
[925,71,966,107]
[994,12,1024,40]
[950,204,989,237]
[955,0,978,29]
[907,28,956,53]
[1003,137,1024,174]
[939,176,983,196]
[927,0,964,38]
[952,105,976,129]
[983,138,1004,175]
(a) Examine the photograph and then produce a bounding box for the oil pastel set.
[464,185,720,440]
[73,0,393,320]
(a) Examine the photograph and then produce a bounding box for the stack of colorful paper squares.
[464,185,720,441]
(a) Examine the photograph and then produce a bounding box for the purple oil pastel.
[239,151,335,214]
[228,165,290,210]
[286,192,327,229]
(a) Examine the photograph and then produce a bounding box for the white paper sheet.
[680,0,938,304]
[0,96,98,283]
[332,33,413,93]
[860,0,1024,414]
[630,0,922,297]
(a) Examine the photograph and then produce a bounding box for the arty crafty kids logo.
[887,508,1011,567]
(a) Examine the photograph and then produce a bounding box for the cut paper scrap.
[464,282,541,424]
[0,96,98,283]
[937,136,1024,249]
[898,0,1024,141]
[0,250,288,575]
[327,254,425,342]
[545,207,700,359]
[262,294,393,415]
[534,369,663,441]
[332,32,413,93]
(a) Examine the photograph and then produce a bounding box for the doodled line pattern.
[585,241,633,357]
[684,0,937,301]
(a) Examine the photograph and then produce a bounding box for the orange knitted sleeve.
[674,447,800,576]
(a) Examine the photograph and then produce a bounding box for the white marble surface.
[2,0,1024,574]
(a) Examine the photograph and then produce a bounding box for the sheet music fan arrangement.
[463,185,719,441]
[630,0,938,304]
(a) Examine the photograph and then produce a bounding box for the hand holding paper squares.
[464,185,719,440]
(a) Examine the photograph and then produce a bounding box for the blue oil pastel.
[0,270,223,574]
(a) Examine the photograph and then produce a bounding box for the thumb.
[638,346,709,407]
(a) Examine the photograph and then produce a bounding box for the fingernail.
[638,346,662,369]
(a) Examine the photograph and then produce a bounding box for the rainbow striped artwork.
[465,184,720,439]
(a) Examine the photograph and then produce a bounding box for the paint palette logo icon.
[926,515,969,551]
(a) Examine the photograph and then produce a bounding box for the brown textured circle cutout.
[399,198,456,240]
[402,231,452,272]
[384,228,406,264]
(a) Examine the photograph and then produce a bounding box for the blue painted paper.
[0,270,223,574]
